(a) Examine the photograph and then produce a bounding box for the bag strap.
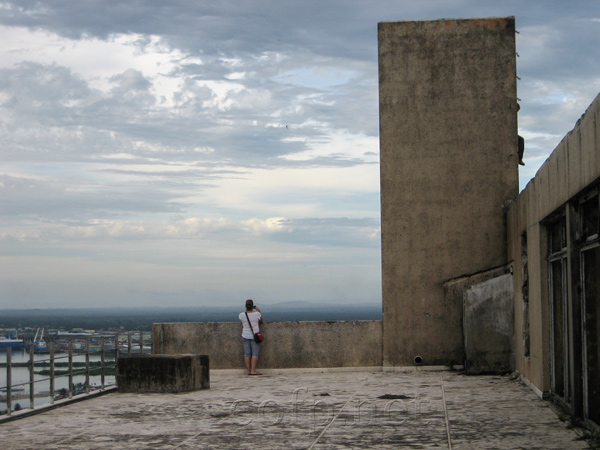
[244,312,255,334]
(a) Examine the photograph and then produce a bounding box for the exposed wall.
[507,93,600,393]
[116,354,210,393]
[443,264,513,372]
[153,320,383,369]
[378,18,519,366]
[463,274,515,374]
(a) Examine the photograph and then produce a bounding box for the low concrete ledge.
[117,354,209,393]
[153,320,383,369]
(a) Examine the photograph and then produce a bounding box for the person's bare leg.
[245,356,251,374]
[250,356,259,374]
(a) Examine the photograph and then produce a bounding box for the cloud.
[0,214,379,248]
[0,1,598,307]
[0,48,378,170]
[0,172,186,222]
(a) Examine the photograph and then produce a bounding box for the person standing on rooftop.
[239,299,263,375]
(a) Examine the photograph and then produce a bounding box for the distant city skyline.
[1,1,599,308]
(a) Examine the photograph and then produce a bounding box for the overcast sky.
[1,1,599,309]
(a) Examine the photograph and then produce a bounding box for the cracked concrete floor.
[1,368,596,449]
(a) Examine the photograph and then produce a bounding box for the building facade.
[508,94,600,426]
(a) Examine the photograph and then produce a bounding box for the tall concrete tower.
[378,18,519,366]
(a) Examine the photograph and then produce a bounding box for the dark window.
[550,216,567,253]
[581,195,599,240]
[550,259,568,399]
[583,246,600,423]
[548,214,568,401]
[522,232,530,358]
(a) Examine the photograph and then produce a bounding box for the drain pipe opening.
[414,356,423,365]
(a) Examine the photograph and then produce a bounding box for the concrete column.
[378,18,519,366]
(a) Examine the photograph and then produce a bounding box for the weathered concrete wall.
[463,274,514,374]
[443,264,512,369]
[378,18,518,366]
[507,93,600,393]
[117,354,210,393]
[153,320,383,369]
[443,264,512,365]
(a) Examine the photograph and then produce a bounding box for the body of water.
[0,350,116,413]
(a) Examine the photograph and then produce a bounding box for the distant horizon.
[0,300,383,311]
[0,302,383,331]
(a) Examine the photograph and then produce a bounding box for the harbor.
[0,327,152,354]
[0,329,152,415]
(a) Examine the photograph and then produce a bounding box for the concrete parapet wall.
[510,93,600,227]
[153,320,383,369]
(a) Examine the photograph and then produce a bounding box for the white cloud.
[0,27,182,95]
[280,130,379,162]
[196,163,379,219]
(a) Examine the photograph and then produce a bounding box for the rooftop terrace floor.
[2,368,597,449]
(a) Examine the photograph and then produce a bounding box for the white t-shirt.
[239,311,262,339]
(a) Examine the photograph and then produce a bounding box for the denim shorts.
[243,338,260,357]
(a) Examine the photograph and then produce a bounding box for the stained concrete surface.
[154,320,383,369]
[379,18,519,367]
[2,368,596,449]
[463,274,514,374]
